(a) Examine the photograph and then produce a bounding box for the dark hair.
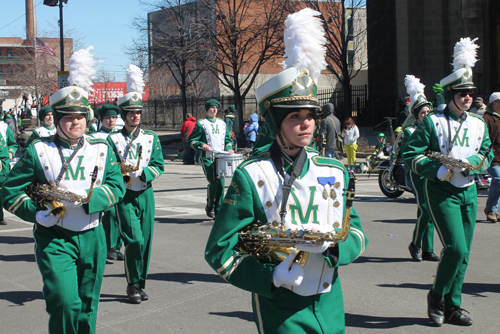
[344,117,355,127]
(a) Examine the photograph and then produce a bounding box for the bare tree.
[129,0,213,119]
[198,0,291,135]
[302,0,368,117]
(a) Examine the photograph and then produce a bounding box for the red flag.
[35,38,56,56]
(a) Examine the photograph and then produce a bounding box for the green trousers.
[0,175,7,221]
[33,223,106,334]
[252,271,345,334]
[409,172,435,253]
[117,187,155,288]
[201,157,225,213]
[425,179,476,307]
[102,207,123,250]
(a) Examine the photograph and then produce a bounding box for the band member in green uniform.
[0,111,18,225]
[2,46,126,334]
[188,99,234,218]
[0,132,10,225]
[402,75,439,262]
[205,9,368,334]
[91,104,124,261]
[108,64,164,304]
[403,38,492,327]
[25,106,57,147]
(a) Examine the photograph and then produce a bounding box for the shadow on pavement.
[357,197,416,204]
[146,272,225,284]
[0,254,35,262]
[0,290,44,306]
[209,311,254,322]
[155,217,206,225]
[346,313,430,329]
[371,218,417,224]
[377,282,500,296]
[99,293,130,304]
[354,256,414,264]
[153,187,207,193]
[0,236,34,244]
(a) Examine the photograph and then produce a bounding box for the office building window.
[7,49,12,58]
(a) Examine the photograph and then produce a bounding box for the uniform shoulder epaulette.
[238,151,271,169]
[469,112,486,122]
[86,137,109,146]
[143,129,157,136]
[305,146,319,154]
[312,155,345,170]
[33,135,56,145]
[428,109,442,116]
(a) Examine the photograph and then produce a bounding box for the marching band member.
[188,99,234,219]
[0,110,18,225]
[402,75,439,262]
[403,38,492,327]
[1,46,125,334]
[108,64,164,304]
[205,9,368,333]
[0,132,10,225]
[25,105,57,147]
[91,104,124,261]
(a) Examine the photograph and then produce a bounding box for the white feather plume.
[404,75,425,98]
[126,64,145,94]
[67,46,98,91]
[281,8,327,84]
[452,37,479,71]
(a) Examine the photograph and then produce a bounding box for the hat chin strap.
[451,92,468,113]
[58,125,84,142]
[277,131,300,151]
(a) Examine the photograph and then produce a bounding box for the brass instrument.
[237,176,355,266]
[425,146,491,173]
[119,148,142,186]
[26,166,99,219]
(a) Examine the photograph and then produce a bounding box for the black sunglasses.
[459,92,473,98]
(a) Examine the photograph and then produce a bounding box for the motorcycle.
[377,147,413,198]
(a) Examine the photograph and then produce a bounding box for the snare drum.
[215,153,243,178]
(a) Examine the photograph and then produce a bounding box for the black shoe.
[107,248,118,261]
[138,287,149,301]
[408,242,422,261]
[0,220,6,225]
[444,306,473,326]
[116,251,125,261]
[427,290,445,326]
[205,206,215,219]
[422,251,440,261]
[126,284,142,304]
[183,161,195,165]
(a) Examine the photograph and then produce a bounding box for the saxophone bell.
[120,147,142,186]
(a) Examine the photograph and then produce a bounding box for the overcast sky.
[0,0,149,81]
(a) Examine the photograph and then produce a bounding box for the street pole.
[59,0,64,71]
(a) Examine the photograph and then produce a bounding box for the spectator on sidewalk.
[470,97,487,115]
[319,103,341,158]
[483,92,500,223]
[224,105,237,150]
[342,117,359,172]
[244,112,259,149]
[180,113,197,165]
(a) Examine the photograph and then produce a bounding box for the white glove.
[296,241,333,253]
[437,165,451,181]
[36,210,58,228]
[61,200,83,208]
[129,167,143,179]
[272,252,304,288]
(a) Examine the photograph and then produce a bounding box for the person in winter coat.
[341,117,359,171]
[319,103,341,158]
[244,112,259,149]
[180,113,197,164]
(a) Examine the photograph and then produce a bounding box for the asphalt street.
[0,160,499,333]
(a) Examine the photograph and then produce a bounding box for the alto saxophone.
[237,176,355,266]
[119,147,142,186]
[26,166,99,219]
[425,146,491,173]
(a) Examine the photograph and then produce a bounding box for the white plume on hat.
[452,37,479,71]
[281,8,327,84]
[404,75,425,99]
[126,64,145,94]
[67,46,98,91]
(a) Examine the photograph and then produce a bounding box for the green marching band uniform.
[205,9,368,334]
[0,132,11,224]
[401,75,439,262]
[90,104,124,259]
[0,116,18,224]
[188,99,233,217]
[108,65,164,303]
[1,61,126,334]
[403,38,493,326]
[25,106,57,147]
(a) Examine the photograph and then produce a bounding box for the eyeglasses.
[459,92,473,98]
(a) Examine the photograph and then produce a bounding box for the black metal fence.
[91,84,371,129]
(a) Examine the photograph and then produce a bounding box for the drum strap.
[270,141,307,224]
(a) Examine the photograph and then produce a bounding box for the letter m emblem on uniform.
[288,186,319,225]
[64,156,86,181]
[453,127,469,147]
[211,124,220,134]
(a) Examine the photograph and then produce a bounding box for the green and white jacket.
[205,147,368,298]
[25,125,57,147]
[2,135,126,231]
[189,117,233,159]
[403,108,493,188]
[0,121,18,157]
